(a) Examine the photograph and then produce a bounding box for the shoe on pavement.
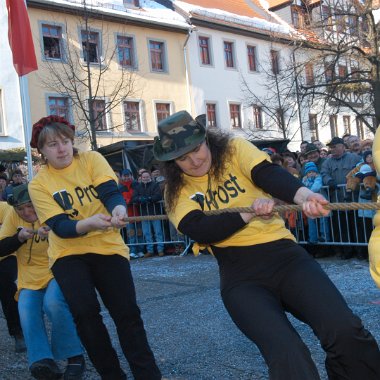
[144,252,153,258]
[136,252,145,258]
[158,252,165,257]
[129,252,139,259]
[64,354,85,379]
[30,358,62,380]
[14,333,26,353]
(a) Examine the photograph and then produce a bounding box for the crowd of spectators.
[263,134,376,261]
[116,134,377,261]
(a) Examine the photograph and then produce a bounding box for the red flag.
[6,0,38,76]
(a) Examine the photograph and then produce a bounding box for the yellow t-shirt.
[0,202,11,224]
[29,151,128,265]
[0,202,14,263]
[369,128,380,287]
[0,208,52,294]
[168,138,295,249]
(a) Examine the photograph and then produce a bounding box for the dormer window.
[124,0,139,7]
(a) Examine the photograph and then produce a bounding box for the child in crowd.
[346,150,377,200]
[302,162,323,244]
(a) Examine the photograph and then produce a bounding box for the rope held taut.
[123,202,380,223]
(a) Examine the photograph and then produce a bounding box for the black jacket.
[131,181,163,216]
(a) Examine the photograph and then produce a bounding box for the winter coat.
[132,181,163,216]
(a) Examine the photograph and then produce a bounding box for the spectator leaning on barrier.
[118,169,144,259]
[299,140,309,154]
[347,135,362,155]
[321,136,362,259]
[300,143,325,178]
[361,138,373,154]
[132,170,165,257]
[2,169,24,201]
[302,162,323,244]
[0,173,8,201]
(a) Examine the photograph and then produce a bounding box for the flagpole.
[19,75,34,180]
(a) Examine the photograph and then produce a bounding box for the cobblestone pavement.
[1,253,380,379]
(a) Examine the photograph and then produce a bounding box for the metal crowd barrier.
[122,184,377,257]
[287,184,376,246]
[120,200,192,256]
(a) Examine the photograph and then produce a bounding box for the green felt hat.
[7,184,31,207]
[153,110,206,161]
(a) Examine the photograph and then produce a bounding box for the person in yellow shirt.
[0,183,85,380]
[0,200,25,353]
[28,115,161,380]
[369,127,380,286]
[154,110,380,380]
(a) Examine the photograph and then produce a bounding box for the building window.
[305,63,314,85]
[276,108,284,129]
[343,115,351,134]
[329,115,338,137]
[81,31,100,63]
[291,5,309,29]
[42,24,62,59]
[309,114,318,141]
[338,65,348,79]
[356,117,364,139]
[224,41,235,68]
[321,5,333,30]
[325,63,334,82]
[92,100,107,131]
[206,103,217,128]
[199,36,211,65]
[0,90,4,134]
[149,40,165,72]
[117,36,135,68]
[347,15,358,36]
[48,97,69,119]
[124,101,141,132]
[155,103,170,123]
[270,50,279,74]
[229,104,241,128]
[336,13,346,33]
[253,105,263,129]
[247,45,257,72]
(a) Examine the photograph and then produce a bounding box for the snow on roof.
[32,0,190,30]
[174,0,296,36]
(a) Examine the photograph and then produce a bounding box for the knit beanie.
[304,162,318,175]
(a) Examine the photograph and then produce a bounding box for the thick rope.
[124,202,380,223]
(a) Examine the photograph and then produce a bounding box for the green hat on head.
[7,184,31,207]
[153,110,206,162]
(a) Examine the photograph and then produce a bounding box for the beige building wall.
[27,6,189,149]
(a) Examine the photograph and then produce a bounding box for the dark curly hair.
[160,129,233,213]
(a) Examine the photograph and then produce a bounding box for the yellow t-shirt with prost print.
[29,151,128,265]
[0,208,52,294]
[168,137,295,248]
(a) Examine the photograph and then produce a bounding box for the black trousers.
[213,239,380,380]
[52,254,161,380]
[0,255,22,337]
